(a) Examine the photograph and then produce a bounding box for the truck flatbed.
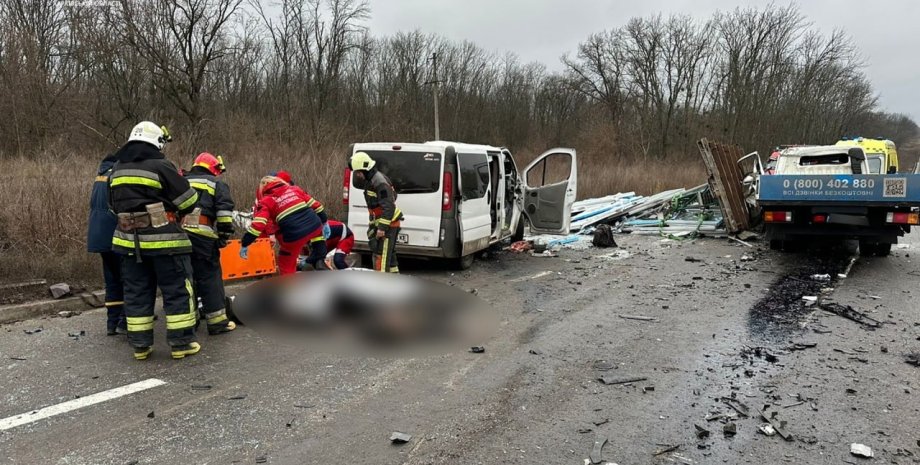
[758,174,920,207]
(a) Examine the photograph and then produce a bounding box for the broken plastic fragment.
[390,432,412,444]
[850,443,873,458]
[758,424,776,436]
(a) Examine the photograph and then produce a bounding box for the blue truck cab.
[758,144,920,256]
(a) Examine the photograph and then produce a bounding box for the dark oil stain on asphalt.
[748,242,854,342]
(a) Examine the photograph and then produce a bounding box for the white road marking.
[510,270,553,283]
[0,378,167,431]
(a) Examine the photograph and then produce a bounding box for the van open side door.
[457,152,492,255]
[522,148,577,234]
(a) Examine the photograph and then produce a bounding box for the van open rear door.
[457,152,492,255]
[522,148,577,234]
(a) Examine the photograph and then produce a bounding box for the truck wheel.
[875,243,892,257]
[511,218,525,242]
[858,241,880,256]
[769,240,783,251]
[454,254,475,270]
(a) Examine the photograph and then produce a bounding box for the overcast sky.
[366,0,919,119]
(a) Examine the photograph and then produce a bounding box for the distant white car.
[344,141,577,269]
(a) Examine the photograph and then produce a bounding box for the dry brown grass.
[0,133,707,285]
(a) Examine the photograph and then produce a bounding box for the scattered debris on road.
[652,444,680,456]
[694,424,710,439]
[758,424,776,436]
[850,443,873,458]
[509,241,532,253]
[597,376,647,386]
[785,342,817,352]
[906,354,920,367]
[759,408,793,441]
[147,411,154,418]
[722,422,737,437]
[67,330,85,340]
[820,303,881,328]
[389,432,412,444]
[589,433,608,464]
[591,225,618,248]
[469,346,485,353]
[23,327,42,335]
[617,314,657,322]
[721,397,750,417]
[190,385,213,391]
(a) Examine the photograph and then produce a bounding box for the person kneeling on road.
[298,219,354,270]
[108,121,201,361]
[240,176,329,275]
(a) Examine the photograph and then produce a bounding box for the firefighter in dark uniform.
[350,152,403,273]
[182,152,236,335]
[87,152,126,335]
[108,121,201,361]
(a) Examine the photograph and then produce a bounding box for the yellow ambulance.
[835,137,899,174]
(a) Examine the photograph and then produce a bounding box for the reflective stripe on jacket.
[242,184,322,247]
[109,142,197,256]
[362,170,402,232]
[183,167,235,240]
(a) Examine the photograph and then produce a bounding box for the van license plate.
[397,233,409,244]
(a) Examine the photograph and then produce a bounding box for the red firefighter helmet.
[193,152,226,176]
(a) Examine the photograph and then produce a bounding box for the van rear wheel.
[454,254,475,270]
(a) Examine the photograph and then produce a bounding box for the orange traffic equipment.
[221,238,277,281]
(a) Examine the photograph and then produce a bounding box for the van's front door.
[521,148,577,234]
[457,152,492,256]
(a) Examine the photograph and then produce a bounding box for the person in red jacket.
[270,169,331,239]
[240,176,328,275]
[300,219,354,270]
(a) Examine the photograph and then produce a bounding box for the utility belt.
[116,202,178,263]
[117,203,177,231]
[180,208,212,228]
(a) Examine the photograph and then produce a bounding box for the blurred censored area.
[231,271,496,355]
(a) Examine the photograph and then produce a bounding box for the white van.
[343,141,577,269]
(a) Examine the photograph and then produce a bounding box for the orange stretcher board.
[221,238,277,281]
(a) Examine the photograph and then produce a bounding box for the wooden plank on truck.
[698,138,750,233]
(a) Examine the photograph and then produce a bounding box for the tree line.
[0,0,915,161]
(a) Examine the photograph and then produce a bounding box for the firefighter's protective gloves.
[239,246,249,260]
[322,222,331,240]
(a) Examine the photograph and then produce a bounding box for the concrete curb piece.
[0,283,253,325]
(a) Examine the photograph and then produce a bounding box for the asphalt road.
[1,233,918,464]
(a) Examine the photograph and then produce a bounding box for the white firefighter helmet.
[128,121,172,149]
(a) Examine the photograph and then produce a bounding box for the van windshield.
[359,150,442,193]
